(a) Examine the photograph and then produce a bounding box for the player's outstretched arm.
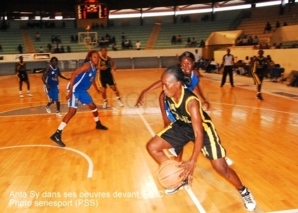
[180,99,204,184]
[135,80,162,107]
[42,66,50,89]
[58,70,70,81]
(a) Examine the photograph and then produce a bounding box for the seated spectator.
[35,32,41,41]
[270,64,285,82]
[135,40,141,50]
[199,39,205,48]
[171,35,177,44]
[70,35,75,43]
[283,22,288,26]
[47,43,52,52]
[206,58,219,73]
[112,43,117,51]
[0,43,2,51]
[66,45,71,53]
[247,36,253,45]
[253,36,259,45]
[177,35,182,43]
[264,22,272,33]
[60,46,65,53]
[242,35,248,45]
[39,46,44,53]
[18,44,23,53]
[275,21,280,30]
[121,32,125,41]
[276,43,283,49]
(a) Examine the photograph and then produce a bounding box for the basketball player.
[136,51,209,127]
[146,66,256,211]
[42,57,70,117]
[98,47,124,108]
[50,50,108,147]
[251,49,268,101]
[220,48,235,87]
[16,56,33,97]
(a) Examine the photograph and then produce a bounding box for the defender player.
[136,51,209,127]
[42,57,70,117]
[251,49,269,101]
[98,47,124,108]
[146,66,256,211]
[50,50,107,147]
[16,56,33,97]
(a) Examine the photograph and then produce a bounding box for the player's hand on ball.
[179,161,195,184]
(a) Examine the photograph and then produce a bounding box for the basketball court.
[0,68,297,213]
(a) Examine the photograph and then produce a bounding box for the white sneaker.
[117,99,124,107]
[225,157,233,165]
[56,111,62,117]
[103,100,108,109]
[19,94,24,98]
[165,180,188,195]
[241,188,257,211]
[45,106,51,113]
[27,92,33,97]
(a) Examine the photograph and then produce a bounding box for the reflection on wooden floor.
[0,69,297,213]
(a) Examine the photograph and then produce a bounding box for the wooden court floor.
[0,69,297,213]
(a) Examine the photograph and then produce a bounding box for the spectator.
[253,36,259,45]
[194,49,201,70]
[275,21,280,30]
[39,46,44,53]
[171,35,177,44]
[135,40,141,50]
[283,22,288,26]
[66,45,71,53]
[121,32,125,41]
[177,35,182,43]
[264,22,272,33]
[0,43,2,51]
[18,44,23,53]
[47,43,52,52]
[199,39,205,48]
[206,58,219,73]
[35,32,40,41]
[60,46,65,53]
[112,43,117,51]
[71,35,75,43]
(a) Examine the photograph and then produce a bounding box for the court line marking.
[268,210,298,213]
[0,145,93,178]
[137,107,206,213]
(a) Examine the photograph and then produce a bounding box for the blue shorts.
[44,85,59,103]
[68,90,93,108]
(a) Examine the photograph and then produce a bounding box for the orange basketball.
[157,160,185,189]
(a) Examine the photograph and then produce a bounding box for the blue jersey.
[165,71,199,122]
[45,65,59,86]
[72,61,96,92]
[185,71,199,91]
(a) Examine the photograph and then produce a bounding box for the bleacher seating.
[0,29,24,54]
[155,10,241,49]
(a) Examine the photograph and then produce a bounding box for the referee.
[220,48,235,87]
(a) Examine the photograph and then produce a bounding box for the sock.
[239,186,246,194]
[27,91,30,94]
[58,122,67,131]
[117,96,121,100]
[94,117,99,122]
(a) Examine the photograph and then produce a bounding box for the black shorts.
[157,122,226,160]
[18,73,28,81]
[100,74,115,88]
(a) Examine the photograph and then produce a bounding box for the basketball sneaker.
[56,111,62,117]
[165,180,188,195]
[27,92,33,97]
[256,93,263,101]
[19,93,24,98]
[103,100,108,109]
[45,106,51,113]
[50,131,65,147]
[96,121,108,130]
[240,187,256,211]
[117,98,124,107]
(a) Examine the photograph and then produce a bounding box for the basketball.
[157,160,185,189]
